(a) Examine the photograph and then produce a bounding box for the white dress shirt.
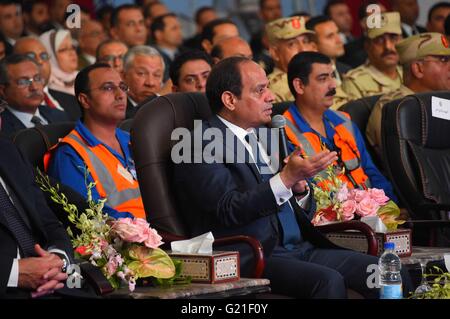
[6,106,48,128]
[217,116,310,208]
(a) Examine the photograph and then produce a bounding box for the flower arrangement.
[410,267,450,299]
[36,169,182,291]
[311,166,405,230]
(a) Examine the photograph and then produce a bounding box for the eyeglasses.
[99,54,125,63]
[421,55,450,64]
[89,82,129,93]
[25,52,50,62]
[14,74,45,88]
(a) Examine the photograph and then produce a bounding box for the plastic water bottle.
[379,242,403,299]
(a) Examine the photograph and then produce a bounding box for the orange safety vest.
[283,109,371,190]
[44,130,146,219]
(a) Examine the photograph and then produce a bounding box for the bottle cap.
[384,242,395,250]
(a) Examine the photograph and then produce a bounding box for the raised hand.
[280,150,337,189]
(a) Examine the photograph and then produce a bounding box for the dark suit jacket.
[0,137,73,297]
[401,24,427,38]
[173,115,338,276]
[126,95,157,119]
[0,105,69,138]
[48,89,81,121]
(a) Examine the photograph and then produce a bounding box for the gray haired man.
[122,45,165,119]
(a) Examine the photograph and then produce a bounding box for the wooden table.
[109,278,271,299]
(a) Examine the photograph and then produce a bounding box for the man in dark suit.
[172,57,401,298]
[0,130,71,298]
[0,54,68,137]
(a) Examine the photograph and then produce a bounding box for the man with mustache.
[0,54,68,137]
[342,12,403,100]
[366,32,450,158]
[283,51,396,199]
[46,63,146,220]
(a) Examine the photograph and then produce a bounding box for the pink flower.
[106,259,118,277]
[351,189,368,203]
[144,227,163,249]
[336,185,349,202]
[356,197,380,217]
[368,188,390,205]
[111,218,163,248]
[341,200,357,220]
[112,218,149,243]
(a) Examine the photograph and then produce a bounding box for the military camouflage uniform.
[268,67,294,103]
[341,62,403,100]
[366,85,414,156]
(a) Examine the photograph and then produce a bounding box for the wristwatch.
[60,257,68,273]
[53,252,68,273]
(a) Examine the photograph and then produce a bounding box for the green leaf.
[127,246,176,279]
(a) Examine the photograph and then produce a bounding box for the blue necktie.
[0,183,37,257]
[245,132,302,250]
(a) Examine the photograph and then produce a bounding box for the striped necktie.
[0,183,37,257]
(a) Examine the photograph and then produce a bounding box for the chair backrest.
[119,118,133,132]
[131,93,212,236]
[13,122,76,170]
[381,91,450,219]
[272,101,292,116]
[339,95,381,135]
[339,95,382,167]
[12,122,93,233]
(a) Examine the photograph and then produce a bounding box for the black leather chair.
[381,91,450,246]
[339,95,382,167]
[12,122,114,295]
[119,118,133,132]
[272,101,292,116]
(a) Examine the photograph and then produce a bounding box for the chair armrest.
[316,221,378,256]
[77,261,114,295]
[158,231,265,278]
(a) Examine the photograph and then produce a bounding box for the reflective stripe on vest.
[284,110,371,189]
[47,130,145,219]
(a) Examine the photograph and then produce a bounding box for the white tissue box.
[168,251,240,283]
[325,228,412,257]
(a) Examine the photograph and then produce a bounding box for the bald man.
[210,36,253,63]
